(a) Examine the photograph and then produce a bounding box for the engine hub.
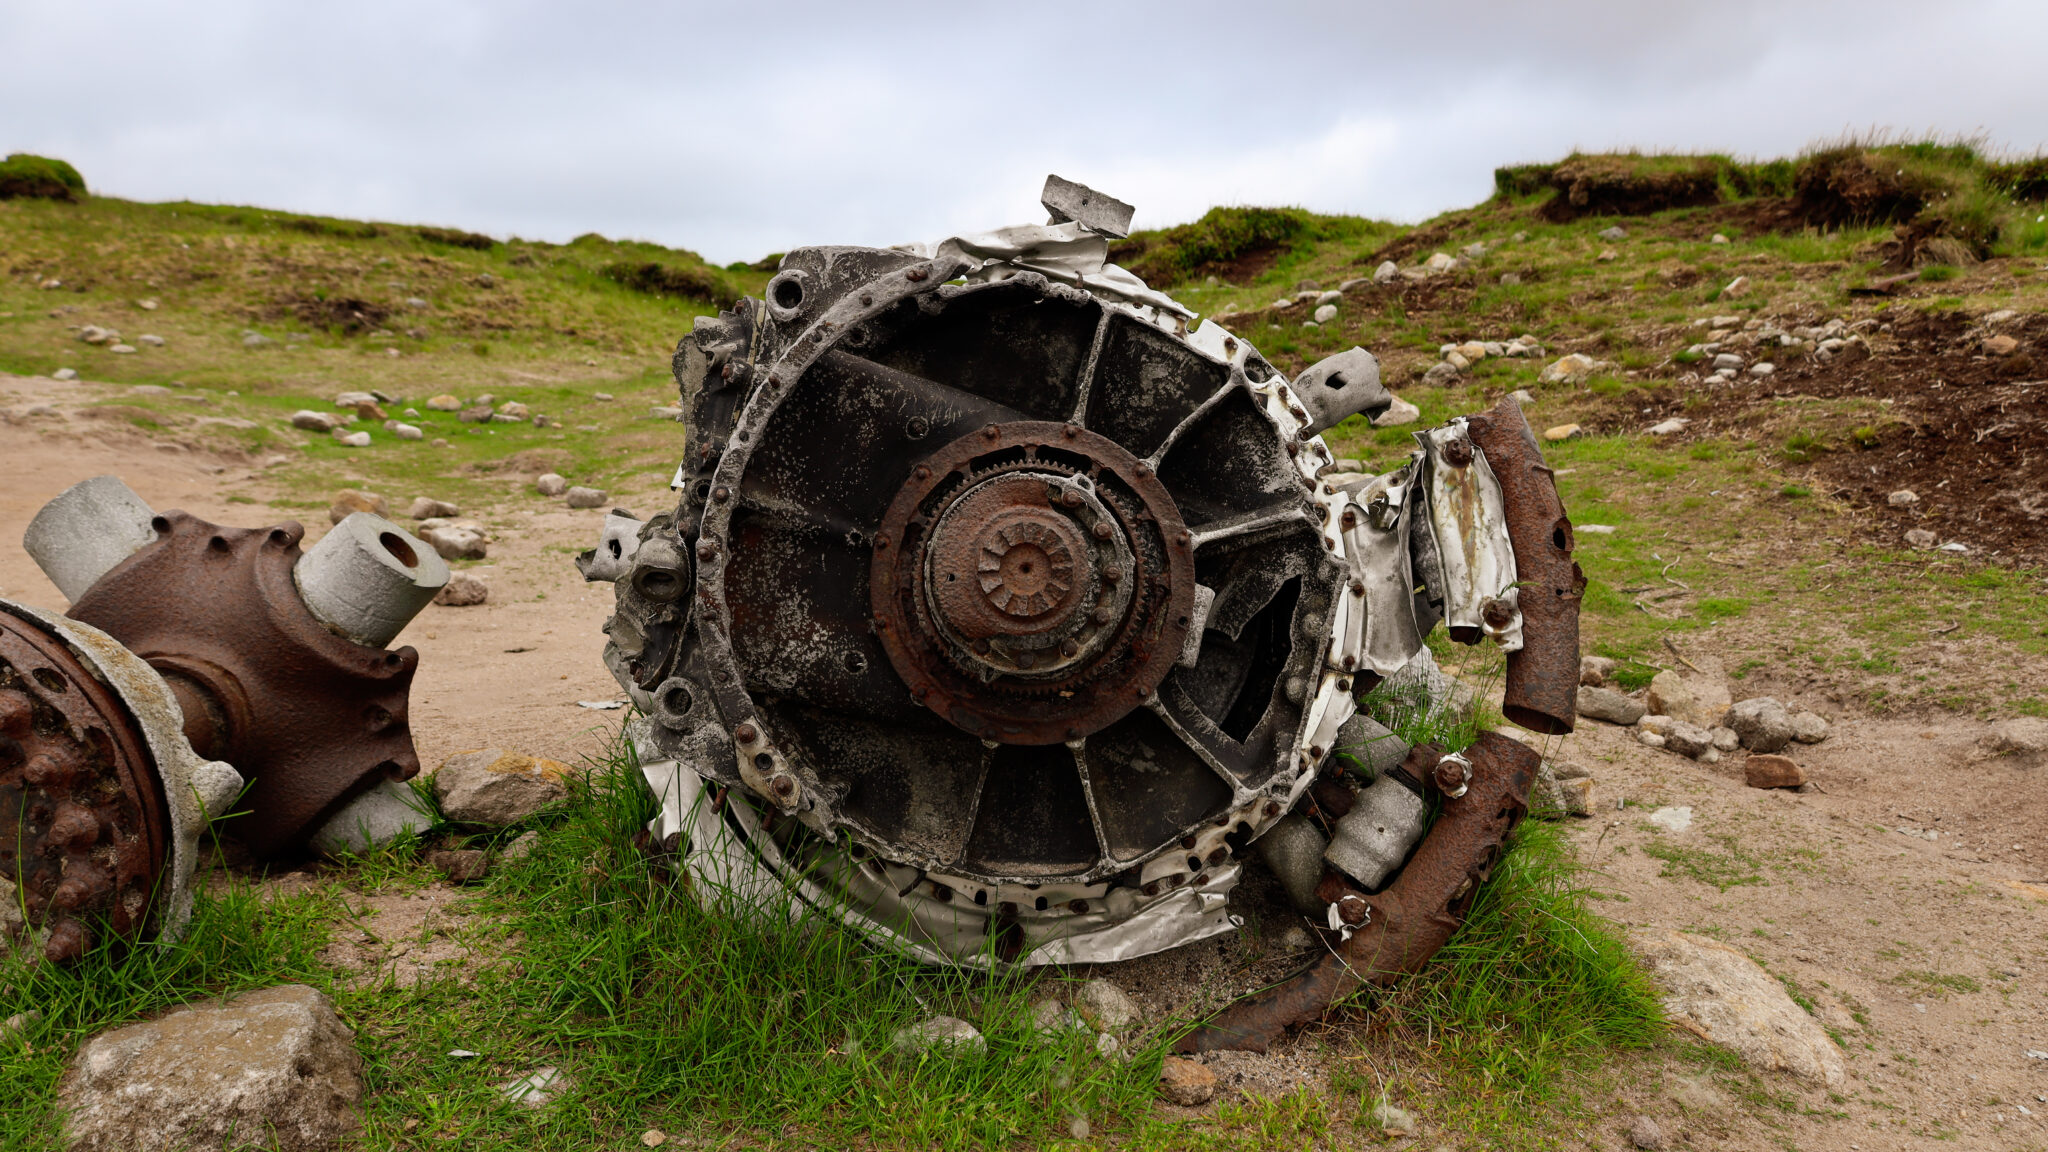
[873,421,1191,744]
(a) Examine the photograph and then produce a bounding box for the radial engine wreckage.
[586,178,1584,1043]
[3,477,445,963]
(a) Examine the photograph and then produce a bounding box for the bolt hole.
[753,752,773,770]
[31,668,67,693]
[770,276,804,311]
[377,531,419,568]
[843,652,867,674]
[659,682,693,716]
[150,516,171,533]
[906,416,930,440]
[207,535,230,552]
[607,539,622,559]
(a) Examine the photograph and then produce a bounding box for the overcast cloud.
[4,0,2045,263]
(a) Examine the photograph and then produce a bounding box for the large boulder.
[432,749,572,826]
[61,985,363,1151]
[1647,670,1731,730]
[1632,930,1844,1087]
[1983,717,2048,767]
[1723,697,1795,753]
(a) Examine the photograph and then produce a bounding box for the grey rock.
[138,334,165,347]
[4,1009,41,1038]
[290,409,344,432]
[1631,929,1845,1086]
[1577,685,1646,726]
[1029,999,1088,1039]
[1499,272,1523,286]
[1984,717,2048,766]
[242,332,272,348]
[408,497,460,520]
[1887,489,1919,507]
[1075,979,1142,1032]
[60,985,363,1151]
[565,486,609,509]
[1723,697,1794,753]
[425,848,490,884]
[1422,361,1462,387]
[390,422,423,440]
[1580,655,1617,686]
[432,749,572,826]
[310,779,431,856]
[1905,528,1938,549]
[1664,720,1715,759]
[1638,730,1667,749]
[1158,1056,1220,1106]
[1313,303,1338,324]
[500,830,540,863]
[1709,725,1741,752]
[1597,226,1628,241]
[332,430,371,448]
[1788,711,1829,744]
[1371,395,1420,427]
[420,525,487,561]
[536,472,568,497]
[1711,352,1744,371]
[52,368,78,381]
[433,571,488,607]
[1629,1115,1667,1150]
[892,1015,985,1058]
[1647,671,1731,729]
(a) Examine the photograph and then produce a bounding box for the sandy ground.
[6,368,2046,1148]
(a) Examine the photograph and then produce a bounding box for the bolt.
[982,424,1000,441]
[696,541,718,561]
[1263,800,1281,818]
[860,293,873,306]
[1342,654,1357,670]
[1061,489,1084,508]
[1068,899,1089,914]
[1482,598,1517,629]
[913,464,930,480]
[931,882,953,902]
[906,267,929,282]
[1134,464,1152,480]
[1063,423,1080,438]
[711,485,729,503]
[735,722,758,744]
[1205,847,1228,866]
[1350,579,1365,596]
[1340,508,1358,530]
[1091,521,1112,540]
[1442,437,1474,467]
[1142,881,1160,896]
[1175,531,1190,547]
[1090,607,1111,625]
[874,534,889,550]
[1309,745,1325,758]
[770,775,795,798]
[1060,638,1080,658]
[1224,337,1237,354]
[1101,567,1121,583]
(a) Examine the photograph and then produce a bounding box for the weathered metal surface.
[1464,395,1584,735]
[1175,729,1536,1053]
[1040,175,1135,239]
[1416,421,1523,650]
[67,511,422,858]
[0,609,166,962]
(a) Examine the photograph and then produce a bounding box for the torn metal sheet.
[1416,421,1524,652]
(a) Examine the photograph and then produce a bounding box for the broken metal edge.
[0,598,242,944]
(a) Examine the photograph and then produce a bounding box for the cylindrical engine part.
[1323,771,1429,891]
[1255,813,1329,915]
[22,475,159,603]
[1333,712,1410,780]
[294,513,449,648]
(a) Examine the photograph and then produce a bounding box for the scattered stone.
[1500,272,1523,286]
[1372,395,1420,427]
[1939,541,1970,554]
[408,497,460,520]
[52,367,77,381]
[1710,726,1740,752]
[1421,362,1462,388]
[497,400,531,420]
[1632,929,1844,1086]
[425,394,462,411]
[1723,697,1795,753]
[458,404,494,424]
[420,524,487,561]
[60,985,363,1151]
[334,391,378,408]
[1888,489,1919,507]
[425,848,490,884]
[433,571,488,607]
[1983,717,2048,766]
[1029,999,1088,1039]
[1638,730,1667,749]
[1540,352,1598,384]
[1985,333,2020,356]
[1578,523,1616,534]
[4,1009,42,1038]
[1423,252,1457,273]
[138,298,159,310]
[390,422,423,440]
[891,1015,985,1058]
[1664,721,1715,759]
[1555,774,1595,816]
[291,409,344,432]
[1647,670,1731,730]
[1711,352,1744,371]
[498,1066,572,1109]
[1075,979,1142,1032]
[536,473,568,497]
[499,830,540,863]
[1158,1056,1219,1106]
[433,749,573,826]
[310,779,431,856]
[1461,241,1489,258]
[1372,260,1399,285]
[641,1130,668,1147]
[1578,685,1646,726]
[1788,711,1829,744]
[138,334,165,347]
[1628,1115,1667,1150]
[565,486,609,509]
[1905,527,1938,549]
[1596,249,1618,262]
[1543,423,1583,442]
[650,405,684,420]
[1312,304,1338,324]
[1711,233,1730,244]
[593,392,615,402]
[1721,275,1751,299]
[1455,341,1489,362]
[1597,226,1628,241]
[1647,806,1692,833]
[328,489,388,525]
[1443,350,1470,369]
[1647,417,1690,436]
[1370,1101,1418,1135]
[333,430,372,448]
[242,332,272,348]
[1744,754,1805,789]
[1580,655,1617,686]
[79,325,119,345]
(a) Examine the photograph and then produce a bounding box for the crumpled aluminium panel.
[591,178,1536,967]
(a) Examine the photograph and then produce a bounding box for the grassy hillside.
[0,194,769,510]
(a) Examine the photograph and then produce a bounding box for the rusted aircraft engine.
[591,180,1581,1024]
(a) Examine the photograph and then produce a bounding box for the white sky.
[5,0,2046,264]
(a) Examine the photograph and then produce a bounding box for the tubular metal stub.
[22,475,159,603]
[295,514,449,649]
[1322,772,1429,891]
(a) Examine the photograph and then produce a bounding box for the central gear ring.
[873,421,1196,744]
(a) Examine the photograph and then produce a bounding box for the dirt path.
[0,371,650,774]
